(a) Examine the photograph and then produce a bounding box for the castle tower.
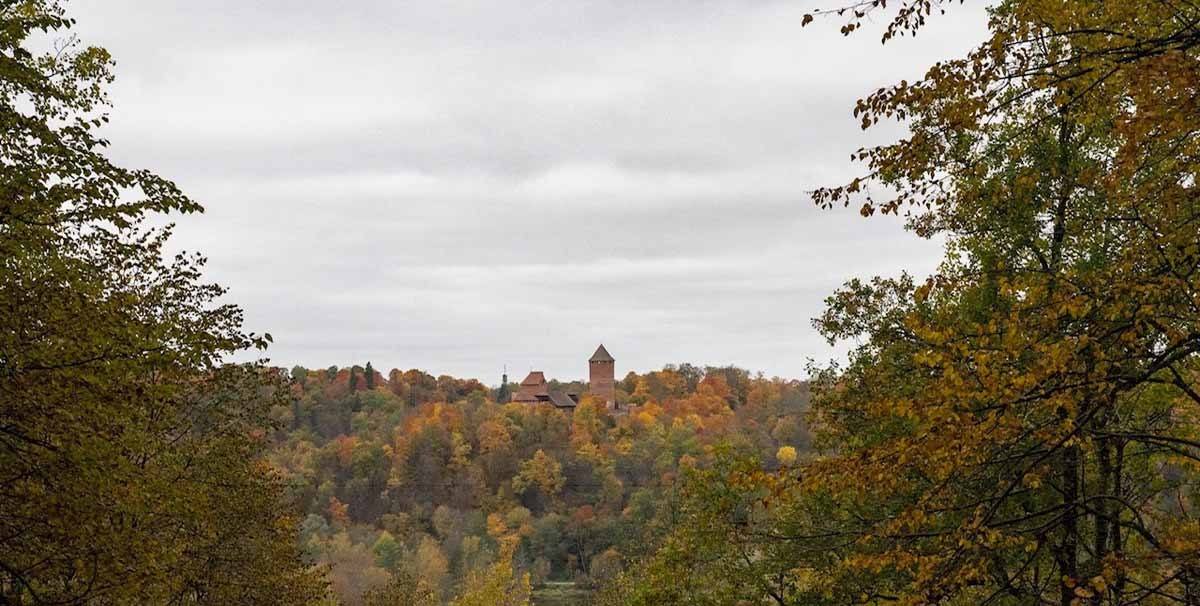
[588,344,615,407]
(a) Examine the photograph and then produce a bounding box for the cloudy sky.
[71,1,986,382]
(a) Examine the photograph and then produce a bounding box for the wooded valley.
[4,0,1200,604]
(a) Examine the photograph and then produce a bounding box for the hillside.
[265,363,810,604]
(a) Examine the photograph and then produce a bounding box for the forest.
[271,364,809,604]
[4,0,1200,605]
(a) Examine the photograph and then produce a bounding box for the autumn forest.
[4,0,1200,605]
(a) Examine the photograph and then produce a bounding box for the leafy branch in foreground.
[1,1,323,603]
[614,0,1200,604]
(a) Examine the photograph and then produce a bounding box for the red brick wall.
[589,360,615,404]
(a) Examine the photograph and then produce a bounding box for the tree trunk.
[1050,109,1079,606]
[1060,440,1080,606]
[1093,431,1111,606]
[1112,439,1126,604]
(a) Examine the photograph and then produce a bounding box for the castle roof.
[548,391,578,409]
[521,371,546,386]
[589,344,614,363]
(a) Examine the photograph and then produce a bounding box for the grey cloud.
[67,0,985,380]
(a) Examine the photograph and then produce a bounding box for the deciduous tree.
[0,2,322,602]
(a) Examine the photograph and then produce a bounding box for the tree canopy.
[1,1,322,602]
[272,362,810,604]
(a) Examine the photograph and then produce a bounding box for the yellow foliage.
[776,446,798,467]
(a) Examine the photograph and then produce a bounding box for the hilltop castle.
[510,344,618,412]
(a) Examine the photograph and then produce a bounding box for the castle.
[509,344,617,412]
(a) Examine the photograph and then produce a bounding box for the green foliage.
[373,531,403,570]
[497,376,511,404]
[0,1,322,603]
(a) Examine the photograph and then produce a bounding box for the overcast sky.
[70,1,987,383]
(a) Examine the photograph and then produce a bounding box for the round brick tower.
[588,344,616,406]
